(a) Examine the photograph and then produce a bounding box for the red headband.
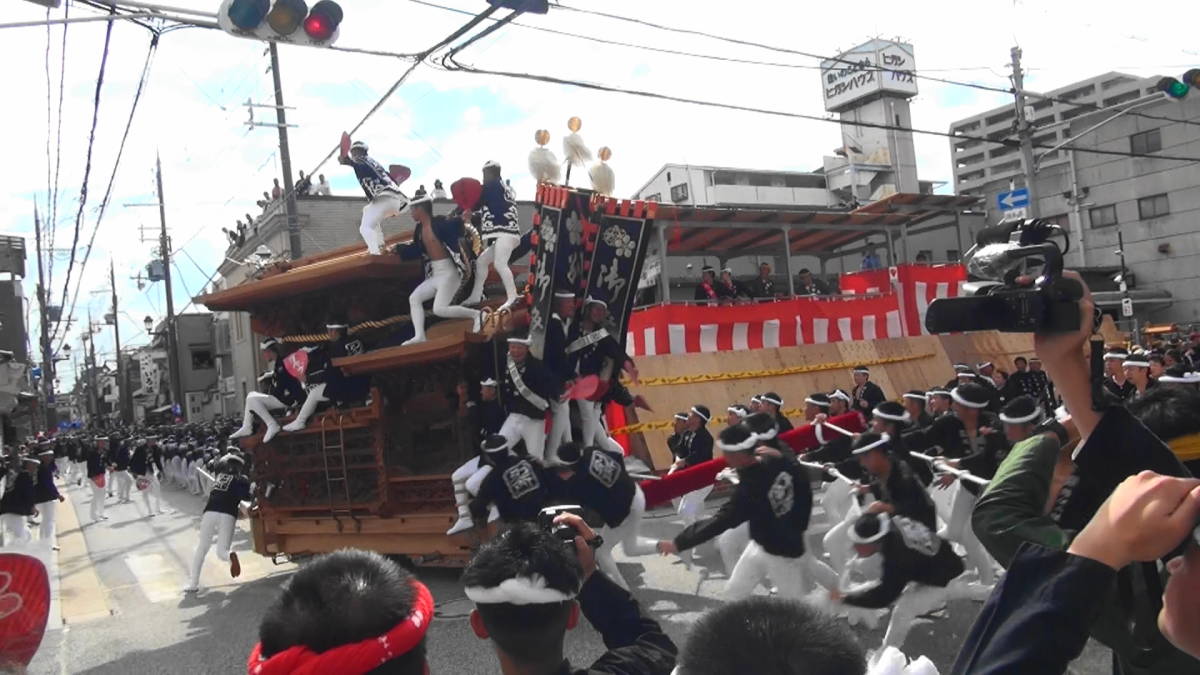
[247,580,434,675]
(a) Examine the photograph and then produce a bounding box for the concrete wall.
[0,281,27,362]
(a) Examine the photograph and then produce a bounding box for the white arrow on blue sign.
[997,188,1030,210]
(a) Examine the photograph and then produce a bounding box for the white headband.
[873,408,911,424]
[726,406,749,417]
[507,337,533,345]
[1103,351,1128,361]
[1160,371,1200,383]
[718,435,758,452]
[950,387,989,409]
[761,395,783,406]
[673,413,690,421]
[691,406,711,422]
[999,409,1041,425]
[803,397,830,408]
[1122,358,1150,369]
[830,390,852,403]
[480,378,498,387]
[852,368,869,374]
[851,433,891,455]
[848,514,891,544]
[902,393,927,402]
[464,575,577,605]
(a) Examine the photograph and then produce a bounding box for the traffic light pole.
[1010,46,1041,218]
[269,42,303,260]
[155,153,184,416]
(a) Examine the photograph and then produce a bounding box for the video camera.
[537,504,591,545]
[925,218,1084,334]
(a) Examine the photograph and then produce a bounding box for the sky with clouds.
[4,0,1197,390]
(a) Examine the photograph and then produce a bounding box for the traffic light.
[303,1,343,42]
[1156,69,1200,99]
[218,0,343,47]
[1157,76,1189,99]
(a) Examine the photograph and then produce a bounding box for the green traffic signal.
[1157,76,1189,99]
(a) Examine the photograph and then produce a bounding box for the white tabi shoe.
[401,335,427,346]
[446,516,475,536]
[263,422,282,443]
[229,425,254,439]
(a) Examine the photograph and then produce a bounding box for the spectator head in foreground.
[1126,384,1200,473]
[462,522,585,674]
[250,549,432,675]
[676,596,865,675]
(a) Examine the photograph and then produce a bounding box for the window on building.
[191,349,215,370]
[1137,193,1170,219]
[1130,128,1162,155]
[643,193,661,202]
[946,249,960,262]
[916,249,933,262]
[670,183,689,203]
[1089,204,1118,228]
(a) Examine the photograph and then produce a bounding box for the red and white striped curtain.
[625,264,969,357]
[841,264,967,336]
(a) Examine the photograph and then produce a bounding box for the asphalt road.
[27,477,1111,674]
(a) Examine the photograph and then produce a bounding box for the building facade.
[949,72,1200,324]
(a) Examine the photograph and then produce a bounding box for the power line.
[54,33,160,353]
[437,55,1200,164]
[45,1,70,292]
[52,8,116,344]
[552,3,1200,130]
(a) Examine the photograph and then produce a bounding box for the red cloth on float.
[638,412,866,508]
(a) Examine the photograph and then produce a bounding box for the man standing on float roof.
[338,139,409,255]
[465,160,522,308]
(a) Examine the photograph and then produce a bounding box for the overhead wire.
[52,7,116,344]
[54,32,160,354]
[551,2,1200,130]
[45,1,70,292]
[436,54,1200,164]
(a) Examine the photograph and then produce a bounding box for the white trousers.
[718,523,751,577]
[939,486,995,586]
[725,541,807,601]
[577,400,607,448]
[187,462,203,495]
[409,259,479,342]
[139,473,162,514]
[234,392,287,437]
[73,461,87,484]
[881,583,950,651]
[36,500,57,547]
[115,470,133,501]
[595,486,657,590]
[546,399,572,460]
[499,412,546,463]
[189,511,237,588]
[469,233,521,305]
[90,479,106,520]
[359,193,407,254]
[55,457,70,480]
[1,513,30,547]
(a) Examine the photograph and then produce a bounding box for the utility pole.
[32,205,56,432]
[109,259,131,424]
[269,42,303,260]
[155,153,184,416]
[85,310,99,429]
[1010,46,1041,218]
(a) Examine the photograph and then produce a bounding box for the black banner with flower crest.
[581,196,655,349]
[528,184,584,360]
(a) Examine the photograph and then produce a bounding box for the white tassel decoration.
[562,132,592,168]
[529,147,561,184]
[588,162,615,195]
